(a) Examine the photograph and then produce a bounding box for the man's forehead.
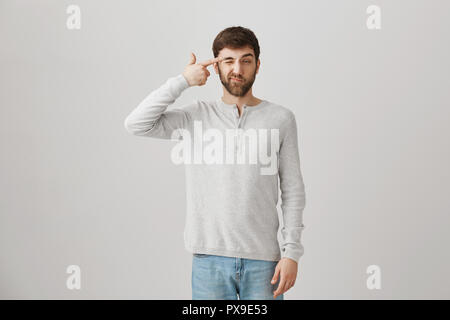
[219,47,255,59]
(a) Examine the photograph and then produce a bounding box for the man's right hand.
[182,53,225,87]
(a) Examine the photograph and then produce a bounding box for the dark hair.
[212,26,260,61]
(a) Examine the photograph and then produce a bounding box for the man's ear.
[256,59,260,74]
[214,62,219,74]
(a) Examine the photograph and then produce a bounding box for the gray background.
[1,0,449,299]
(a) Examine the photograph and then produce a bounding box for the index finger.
[198,56,225,67]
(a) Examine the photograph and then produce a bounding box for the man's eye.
[226,60,251,64]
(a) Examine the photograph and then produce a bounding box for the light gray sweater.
[124,74,306,262]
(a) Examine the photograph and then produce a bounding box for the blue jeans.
[191,253,284,300]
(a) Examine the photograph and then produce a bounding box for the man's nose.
[232,61,243,74]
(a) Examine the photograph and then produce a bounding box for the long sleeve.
[278,114,307,263]
[124,74,192,139]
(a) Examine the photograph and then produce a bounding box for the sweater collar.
[215,98,268,116]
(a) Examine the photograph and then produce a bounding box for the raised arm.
[124,53,225,139]
[124,74,191,139]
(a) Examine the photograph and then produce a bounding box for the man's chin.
[230,87,242,93]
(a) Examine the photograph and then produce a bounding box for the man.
[124,26,306,300]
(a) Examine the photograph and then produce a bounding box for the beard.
[218,66,257,97]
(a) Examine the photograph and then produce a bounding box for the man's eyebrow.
[222,53,254,60]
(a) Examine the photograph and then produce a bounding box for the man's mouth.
[231,78,243,82]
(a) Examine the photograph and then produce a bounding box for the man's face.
[214,46,260,97]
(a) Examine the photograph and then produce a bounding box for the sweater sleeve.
[124,74,192,140]
[278,114,307,263]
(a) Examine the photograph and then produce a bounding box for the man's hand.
[182,52,225,87]
[271,257,298,299]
